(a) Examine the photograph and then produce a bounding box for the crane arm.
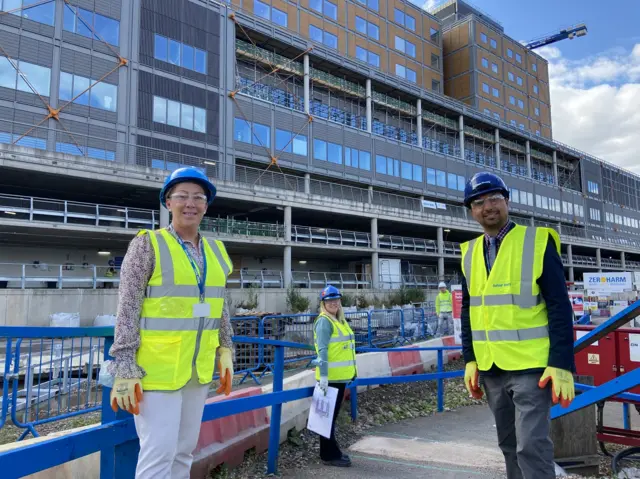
[525,24,588,50]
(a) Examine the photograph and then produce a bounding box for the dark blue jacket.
[460,225,575,374]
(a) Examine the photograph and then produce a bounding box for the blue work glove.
[318,376,328,396]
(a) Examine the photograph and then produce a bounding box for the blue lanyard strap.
[177,235,207,301]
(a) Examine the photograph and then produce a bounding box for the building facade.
[0,0,639,295]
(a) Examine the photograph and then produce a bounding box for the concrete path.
[285,405,508,478]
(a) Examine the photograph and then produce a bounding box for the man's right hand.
[110,378,143,415]
[464,361,483,399]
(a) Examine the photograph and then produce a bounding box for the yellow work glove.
[110,378,143,415]
[538,367,575,408]
[216,347,234,396]
[464,361,483,399]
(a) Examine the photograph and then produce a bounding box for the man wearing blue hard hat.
[108,167,235,478]
[460,172,575,479]
[313,285,357,468]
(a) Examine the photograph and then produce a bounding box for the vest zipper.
[192,317,205,368]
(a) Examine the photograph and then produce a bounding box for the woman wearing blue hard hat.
[313,285,357,467]
[107,166,235,478]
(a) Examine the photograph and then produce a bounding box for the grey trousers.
[438,312,453,335]
[482,372,555,479]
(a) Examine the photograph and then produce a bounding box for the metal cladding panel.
[60,48,119,83]
[373,139,399,159]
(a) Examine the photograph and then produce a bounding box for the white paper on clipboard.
[307,385,338,438]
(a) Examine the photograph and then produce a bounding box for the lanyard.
[177,235,207,302]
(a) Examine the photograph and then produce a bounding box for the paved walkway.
[285,401,638,478]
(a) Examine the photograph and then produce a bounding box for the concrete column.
[494,128,501,170]
[284,205,292,287]
[525,140,532,178]
[283,246,292,288]
[368,185,373,204]
[458,114,465,161]
[530,217,535,227]
[419,195,424,213]
[621,251,627,270]
[437,227,445,281]
[552,151,559,186]
[416,99,423,148]
[371,218,379,289]
[160,204,170,228]
[596,248,602,272]
[366,79,372,134]
[557,223,562,236]
[304,173,310,194]
[567,244,575,282]
[303,54,310,114]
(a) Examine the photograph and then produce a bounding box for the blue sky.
[472,0,640,62]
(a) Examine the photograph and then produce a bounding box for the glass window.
[356,46,367,62]
[154,35,168,62]
[483,108,490,116]
[292,134,307,156]
[431,54,439,69]
[324,31,337,49]
[17,61,51,96]
[310,0,322,12]
[535,107,540,116]
[395,64,405,78]
[309,25,323,42]
[375,154,386,174]
[182,44,194,71]
[507,48,513,58]
[528,193,533,206]
[535,130,540,136]
[457,175,465,191]
[406,14,415,31]
[492,88,499,98]
[276,129,291,152]
[481,58,488,68]
[406,41,416,58]
[272,6,287,25]
[169,39,181,66]
[542,197,548,210]
[167,100,181,127]
[58,72,73,101]
[90,80,117,111]
[480,32,487,43]
[314,139,327,161]
[447,173,457,190]
[508,71,514,81]
[394,8,403,24]
[401,161,412,180]
[493,112,500,120]
[345,147,354,167]
[360,151,371,170]
[64,6,120,46]
[519,123,525,130]
[536,195,541,208]
[491,62,498,73]
[15,0,55,25]
[327,142,342,164]
[490,38,497,48]
[518,99,524,109]
[511,189,519,203]
[94,12,120,46]
[355,16,366,34]
[406,68,416,83]
[368,22,379,40]
[509,96,515,105]
[369,52,380,67]
[253,122,270,147]
[195,49,207,74]
[432,80,440,92]
[194,108,206,133]
[413,165,422,182]
[254,0,270,19]
[436,170,446,187]
[324,0,337,20]
[533,85,539,94]
[368,0,378,10]
[181,104,194,131]
[516,53,522,63]
[395,36,404,52]
[532,63,537,72]
[427,168,436,185]
[154,96,167,123]
[0,57,15,89]
[430,27,439,42]
[482,83,489,93]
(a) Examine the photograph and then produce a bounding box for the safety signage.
[583,272,633,294]
[452,288,463,320]
[630,334,640,362]
[569,292,584,316]
[588,353,600,365]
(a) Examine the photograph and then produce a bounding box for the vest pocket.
[138,336,182,387]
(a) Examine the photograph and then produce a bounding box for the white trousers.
[134,377,210,479]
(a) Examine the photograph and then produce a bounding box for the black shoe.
[322,457,352,467]
[342,453,350,461]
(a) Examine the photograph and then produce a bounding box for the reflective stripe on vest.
[136,229,231,391]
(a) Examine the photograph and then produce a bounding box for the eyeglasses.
[168,193,208,205]
[470,193,505,209]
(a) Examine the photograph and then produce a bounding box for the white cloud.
[421,0,438,11]
[536,44,640,174]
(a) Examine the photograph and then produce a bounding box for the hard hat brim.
[160,177,217,208]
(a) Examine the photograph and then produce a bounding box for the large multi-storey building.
[0,0,639,299]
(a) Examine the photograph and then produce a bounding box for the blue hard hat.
[159,167,217,208]
[320,285,341,301]
[463,172,509,208]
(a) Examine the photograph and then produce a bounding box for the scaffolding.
[556,151,581,192]
[463,125,495,167]
[309,69,366,131]
[499,138,527,177]
[422,111,459,156]
[530,147,554,185]
[0,0,127,155]
[371,93,417,145]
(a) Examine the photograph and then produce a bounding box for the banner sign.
[583,272,633,293]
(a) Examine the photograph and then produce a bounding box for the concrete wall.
[0,289,438,326]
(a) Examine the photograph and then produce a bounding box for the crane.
[524,23,588,50]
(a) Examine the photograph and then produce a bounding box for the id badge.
[192,302,211,318]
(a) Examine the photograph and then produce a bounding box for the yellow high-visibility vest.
[314,313,357,381]
[136,229,232,391]
[436,291,453,314]
[460,225,559,371]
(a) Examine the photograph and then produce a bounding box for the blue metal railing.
[0,327,461,478]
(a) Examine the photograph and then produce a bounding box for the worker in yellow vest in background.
[313,285,357,468]
[108,167,234,479]
[435,281,453,335]
[460,172,575,479]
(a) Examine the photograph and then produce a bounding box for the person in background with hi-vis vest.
[460,172,575,479]
[436,281,453,335]
[314,285,357,468]
[107,167,234,479]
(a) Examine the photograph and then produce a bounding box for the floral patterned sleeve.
[219,301,234,351]
[107,234,153,379]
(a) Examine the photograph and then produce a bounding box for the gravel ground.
[209,360,640,479]
[0,408,101,445]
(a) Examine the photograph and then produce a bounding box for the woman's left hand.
[216,347,234,396]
